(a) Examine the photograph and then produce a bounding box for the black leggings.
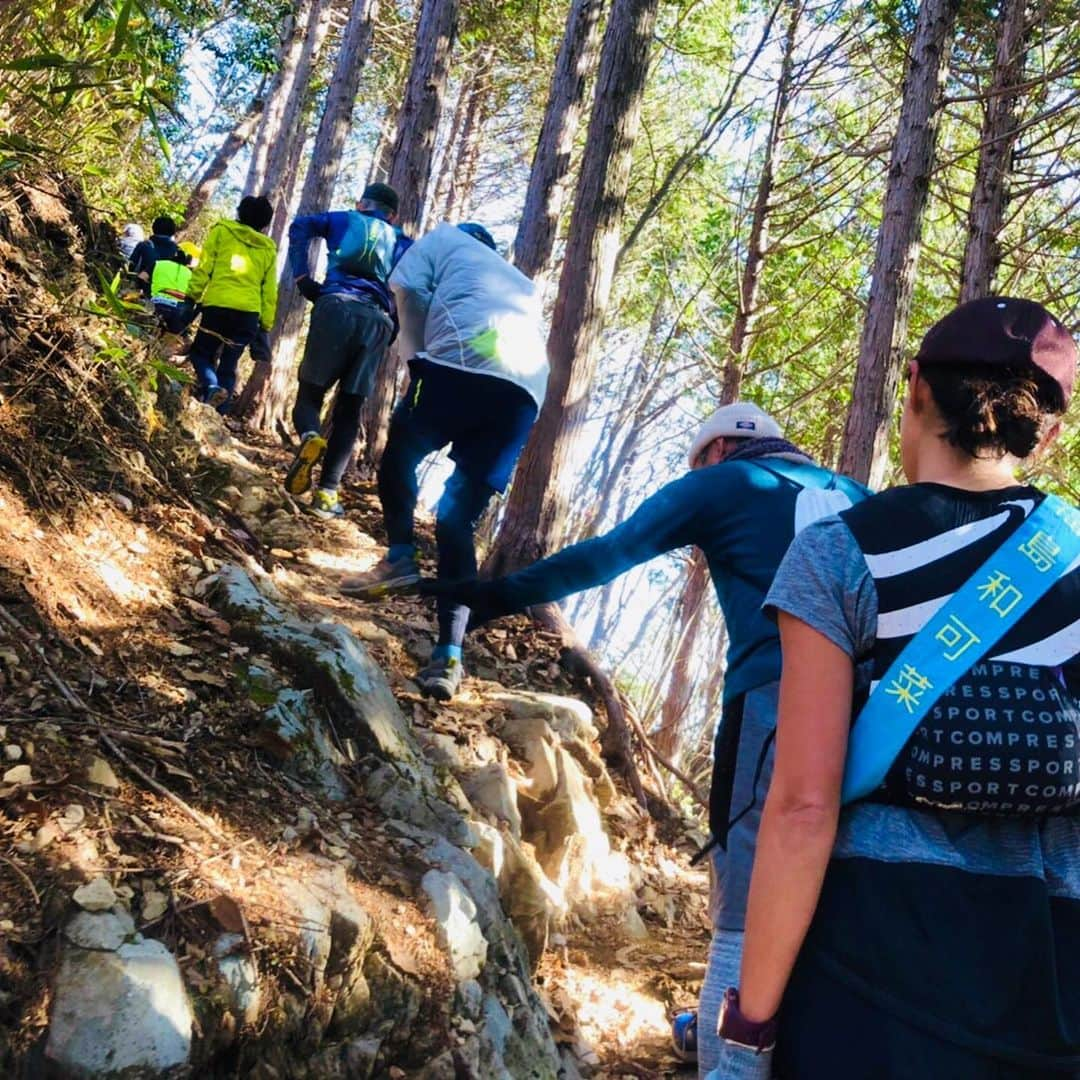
[291,380,364,492]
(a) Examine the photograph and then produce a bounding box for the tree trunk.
[238,0,381,432]
[443,51,493,221]
[487,0,661,575]
[182,85,266,226]
[385,0,460,235]
[359,0,459,466]
[721,0,801,401]
[653,4,803,761]
[958,0,1029,302]
[368,108,398,185]
[244,0,331,198]
[429,75,470,220]
[512,0,605,281]
[652,547,709,760]
[838,0,959,488]
[269,119,314,250]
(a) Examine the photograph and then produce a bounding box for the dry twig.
[0,603,88,712]
[0,852,40,905]
[99,733,226,842]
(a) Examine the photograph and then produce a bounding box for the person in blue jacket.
[425,402,869,1075]
[284,182,411,519]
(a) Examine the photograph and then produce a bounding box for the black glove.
[296,276,323,302]
[419,577,506,629]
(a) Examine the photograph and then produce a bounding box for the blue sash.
[842,494,1080,805]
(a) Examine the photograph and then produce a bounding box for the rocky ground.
[0,176,711,1078]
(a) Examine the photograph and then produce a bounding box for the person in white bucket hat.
[423,399,870,1074]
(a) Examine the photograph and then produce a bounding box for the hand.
[418,577,503,627]
[296,276,323,302]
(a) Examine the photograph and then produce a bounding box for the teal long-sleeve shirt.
[471,457,868,704]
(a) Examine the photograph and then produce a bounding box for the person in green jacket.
[186,196,278,410]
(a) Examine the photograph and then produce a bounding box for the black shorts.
[298,292,393,397]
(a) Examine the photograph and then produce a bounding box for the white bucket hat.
[687,402,783,467]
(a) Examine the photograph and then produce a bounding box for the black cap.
[457,222,497,251]
[916,297,1077,406]
[361,182,399,214]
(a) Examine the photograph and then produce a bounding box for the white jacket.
[389,223,549,407]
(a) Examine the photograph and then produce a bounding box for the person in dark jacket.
[128,216,189,298]
[283,182,411,520]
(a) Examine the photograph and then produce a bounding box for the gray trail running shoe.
[415,655,464,702]
[340,553,422,599]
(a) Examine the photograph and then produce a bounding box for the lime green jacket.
[187,219,278,331]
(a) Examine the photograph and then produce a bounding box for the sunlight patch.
[94,558,153,603]
[301,549,379,573]
[559,966,668,1053]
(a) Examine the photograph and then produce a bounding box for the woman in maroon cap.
[708,298,1080,1079]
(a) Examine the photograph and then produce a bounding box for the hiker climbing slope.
[342,221,548,703]
[128,216,190,298]
[424,402,869,1074]
[185,196,277,410]
[283,182,411,520]
[717,298,1080,1079]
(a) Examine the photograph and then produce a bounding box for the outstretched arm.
[425,472,711,622]
[287,212,333,284]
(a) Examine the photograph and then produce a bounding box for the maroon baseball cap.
[915,296,1077,407]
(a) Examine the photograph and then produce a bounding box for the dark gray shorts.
[709,679,779,931]
[298,293,393,397]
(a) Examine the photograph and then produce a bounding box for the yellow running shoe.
[284,432,327,495]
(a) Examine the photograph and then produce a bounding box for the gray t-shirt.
[763,504,1080,1064]
[764,512,1079,894]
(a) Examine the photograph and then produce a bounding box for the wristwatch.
[717,987,778,1052]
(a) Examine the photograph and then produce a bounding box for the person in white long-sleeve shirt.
[341,222,548,701]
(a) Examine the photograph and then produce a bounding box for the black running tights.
[291,380,364,492]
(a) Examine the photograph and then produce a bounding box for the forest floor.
[0,174,710,1076]
[0,422,710,1075]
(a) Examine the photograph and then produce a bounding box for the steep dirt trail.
[0,396,709,1076]
[224,420,712,1077]
[0,175,712,1076]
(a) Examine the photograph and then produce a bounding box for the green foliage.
[0,2,181,164]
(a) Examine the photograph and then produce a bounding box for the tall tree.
[385,0,460,234]
[480,0,661,801]
[442,49,493,221]
[722,0,802,401]
[488,0,662,574]
[238,0,383,432]
[838,0,960,487]
[181,83,266,225]
[512,0,605,281]
[359,0,460,466]
[652,548,709,759]
[657,3,804,756]
[958,0,1029,302]
[244,0,333,198]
